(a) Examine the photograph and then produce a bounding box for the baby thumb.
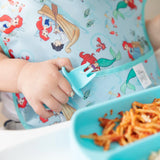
[51,58,73,72]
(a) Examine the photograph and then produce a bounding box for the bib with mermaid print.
[0,0,159,129]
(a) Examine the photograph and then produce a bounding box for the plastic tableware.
[71,85,160,160]
[62,62,96,98]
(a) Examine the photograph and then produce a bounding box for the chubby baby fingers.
[58,75,74,97]
[32,101,54,119]
[51,86,69,104]
[53,58,73,71]
[42,95,63,113]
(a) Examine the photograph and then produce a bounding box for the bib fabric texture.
[0,0,160,129]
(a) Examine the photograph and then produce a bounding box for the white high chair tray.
[0,121,73,160]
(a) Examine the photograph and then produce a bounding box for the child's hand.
[17,58,73,119]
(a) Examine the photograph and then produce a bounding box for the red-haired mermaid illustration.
[15,93,27,108]
[80,48,121,72]
[80,52,100,72]
[36,16,53,41]
[127,0,137,10]
[122,41,143,61]
[113,0,137,19]
[0,15,23,34]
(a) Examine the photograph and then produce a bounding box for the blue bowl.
[71,86,160,160]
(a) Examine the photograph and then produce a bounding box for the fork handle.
[62,67,84,97]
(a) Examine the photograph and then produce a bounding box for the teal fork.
[62,62,96,98]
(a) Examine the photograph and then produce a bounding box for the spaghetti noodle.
[81,99,160,150]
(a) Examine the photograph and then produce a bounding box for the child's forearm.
[0,52,28,93]
[0,51,74,118]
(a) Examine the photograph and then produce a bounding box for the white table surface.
[0,121,74,160]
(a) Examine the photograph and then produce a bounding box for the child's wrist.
[17,60,30,93]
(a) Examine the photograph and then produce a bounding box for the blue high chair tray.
[71,85,160,160]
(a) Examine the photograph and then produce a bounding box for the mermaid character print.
[36,3,80,53]
[122,41,144,61]
[0,15,23,34]
[113,0,137,19]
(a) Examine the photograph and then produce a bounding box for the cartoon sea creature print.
[83,90,90,100]
[8,0,25,13]
[8,0,16,5]
[2,36,15,58]
[122,41,144,61]
[113,0,137,19]
[15,93,27,108]
[36,17,53,41]
[7,48,31,60]
[86,20,95,28]
[137,15,141,27]
[108,91,121,98]
[84,8,90,18]
[80,52,100,72]
[83,6,94,28]
[1,0,25,13]
[38,3,80,53]
[105,14,118,36]
[2,36,10,46]
[80,47,121,72]
[100,47,121,65]
[0,15,23,34]
[40,0,46,2]
[1,36,31,60]
[96,37,106,53]
[96,55,118,68]
[120,69,136,94]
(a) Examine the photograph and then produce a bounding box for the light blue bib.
[0,0,160,129]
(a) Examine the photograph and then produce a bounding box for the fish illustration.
[108,91,121,98]
[83,90,90,100]
[84,8,90,18]
[120,69,136,94]
[105,14,118,36]
[109,31,118,36]
[111,17,117,28]
[86,20,95,27]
